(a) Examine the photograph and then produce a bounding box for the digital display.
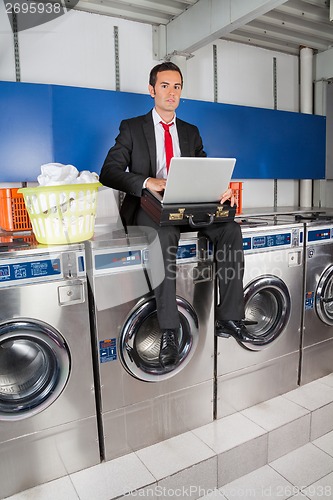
[95,249,142,270]
[307,228,331,242]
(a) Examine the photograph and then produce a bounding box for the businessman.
[100,61,258,367]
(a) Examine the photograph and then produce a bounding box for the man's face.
[148,70,182,116]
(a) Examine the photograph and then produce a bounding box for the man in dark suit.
[100,61,257,367]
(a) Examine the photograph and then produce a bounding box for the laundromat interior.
[2,0,333,498]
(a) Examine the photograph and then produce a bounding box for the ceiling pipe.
[299,46,314,207]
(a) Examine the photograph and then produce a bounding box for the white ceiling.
[71,0,333,56]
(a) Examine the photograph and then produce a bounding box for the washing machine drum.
[316,266,333,326]
[120,296,199,381]
[243,275,291,351]
[0,319,70,421]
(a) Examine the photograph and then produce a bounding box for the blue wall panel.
[52,85,151,173]
[0,81,326,182]
[179,99,326,179]
[0,82,54,182]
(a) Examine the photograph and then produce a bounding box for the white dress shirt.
[152,107,181,179]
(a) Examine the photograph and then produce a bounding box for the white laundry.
[37,163,99,186]
[76,170,100,184]
[37,163,79,186]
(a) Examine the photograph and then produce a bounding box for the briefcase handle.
[188,214,215,228]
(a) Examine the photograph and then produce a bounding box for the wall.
[0,3,324,212]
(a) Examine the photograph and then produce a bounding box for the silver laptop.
[149,157,236,204]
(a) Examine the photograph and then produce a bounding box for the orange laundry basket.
[0,188,32,231]
[229,182,243,215]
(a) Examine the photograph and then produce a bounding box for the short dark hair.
[149,62,183,89]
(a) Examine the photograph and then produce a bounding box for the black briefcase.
[140,189,236,228]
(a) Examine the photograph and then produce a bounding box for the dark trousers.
[135,207,245,330]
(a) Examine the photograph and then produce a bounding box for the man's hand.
[219,187,235,206]
[147,177,167,192]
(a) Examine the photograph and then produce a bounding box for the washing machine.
[300,214,333,384]
[216,219,304,418]
[0,239,100,499]
[86,226,215,461]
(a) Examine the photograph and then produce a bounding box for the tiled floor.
[4,374,333,500]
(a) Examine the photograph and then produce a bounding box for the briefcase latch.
[169,208,185,221]
[215,206,230,218]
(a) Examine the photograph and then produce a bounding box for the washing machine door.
[315,266,333,326]
[119,296,199,381]
[243,275,291,351]
[0,319,70,421]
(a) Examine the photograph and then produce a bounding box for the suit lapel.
[143,111,157,177]
[176,118,190,156]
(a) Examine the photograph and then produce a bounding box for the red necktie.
[161,122,174,173]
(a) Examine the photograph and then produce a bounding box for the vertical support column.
[273,57,278,209]
[114,26,120,92]
[213,44,218,103]
[12,13,21,82]
[299,47,314,207]
[114,25,124,208]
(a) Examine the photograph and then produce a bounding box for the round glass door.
[243,275,291,351]
[316,266,333,326]
[120,296,199,381]
[0,319,70,421]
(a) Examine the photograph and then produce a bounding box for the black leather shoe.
[215,320,259,344]
[159,329,179,367]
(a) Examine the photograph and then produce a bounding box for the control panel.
[242,227,302,253]
[0,250,85,286]
[93,238,200,275]
[94,248,143,274]
[307,227,332,244]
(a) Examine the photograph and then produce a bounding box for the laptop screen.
[152,157,236,204]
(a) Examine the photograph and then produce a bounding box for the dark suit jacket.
[100,110,206,226]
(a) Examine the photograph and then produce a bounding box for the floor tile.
[302,471,333,499]
[69,453,155,500]
[3,476,79,500]
[197,488,227,499]
[157,456,217,500]
[217,433,268,487]
[135,431,215,481]
[311,402,333,440]
[316,373,333,388]
[192,413,267,454]
[268,414,311,462]
[241,395,310,431]
[220,464,294,500]
[117,485,159,500]
[282,381,333,411]
[270,443,333,489]
[313,430,333,457]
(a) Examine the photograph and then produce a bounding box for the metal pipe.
[299,47,314,208]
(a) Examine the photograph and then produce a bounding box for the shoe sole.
[215,331,231,338]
